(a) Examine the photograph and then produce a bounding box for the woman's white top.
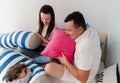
[41,26,55,46]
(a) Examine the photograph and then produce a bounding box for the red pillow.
[41,28,76,63]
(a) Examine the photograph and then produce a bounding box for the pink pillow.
[41,28,76,63]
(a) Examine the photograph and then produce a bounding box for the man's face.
[65,20,81,40]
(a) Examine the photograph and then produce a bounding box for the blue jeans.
[32,56,53,66]
[18,47,53,66]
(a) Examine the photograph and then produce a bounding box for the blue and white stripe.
[0,50,45,83]
[0,31,34,49]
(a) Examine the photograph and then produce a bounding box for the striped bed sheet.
[0,49,46,83]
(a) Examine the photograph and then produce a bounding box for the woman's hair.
[5,63,27,82]
[38,5,55,38]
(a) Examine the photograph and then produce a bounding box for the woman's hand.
[35,32,49,44]
[35,32,42,39]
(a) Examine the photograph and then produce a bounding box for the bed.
[0,31,118,83]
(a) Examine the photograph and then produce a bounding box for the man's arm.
[58,53,90,83]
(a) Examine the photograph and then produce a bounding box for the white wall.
[0,0,117,32]
[0,0,41,32]
[105,0,120,76]
[0,0,120,76]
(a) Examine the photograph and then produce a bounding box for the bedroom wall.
[0,0,120,76]
[105,0,120,77]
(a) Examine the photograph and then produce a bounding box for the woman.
[36,4,55,52]
[19,5,56,65]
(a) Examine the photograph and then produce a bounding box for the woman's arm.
[36,32,50,44]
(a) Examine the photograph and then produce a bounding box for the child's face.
[18,68,27,79]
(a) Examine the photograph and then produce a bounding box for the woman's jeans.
[18,46,53,66]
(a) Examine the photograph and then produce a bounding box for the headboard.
[98,32,107,63]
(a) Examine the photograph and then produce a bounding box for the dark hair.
[38,5,55,38]
[64,11,86,30]
[5,63,27,82]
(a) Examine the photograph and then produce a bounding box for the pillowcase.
[0,31,42,49]
[41,28,76,63]
[95,64,118,83]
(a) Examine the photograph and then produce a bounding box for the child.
[5,63,32,83]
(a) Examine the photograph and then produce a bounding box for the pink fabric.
[41,28,76,63]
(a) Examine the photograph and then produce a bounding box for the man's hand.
[58,52,69,66]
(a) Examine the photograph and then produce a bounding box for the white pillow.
[95,64,118,83]
[0,31,42,49]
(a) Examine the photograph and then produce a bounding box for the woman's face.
[41,12,51,26]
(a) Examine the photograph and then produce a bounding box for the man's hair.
[64,11,86,29]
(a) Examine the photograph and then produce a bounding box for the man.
[45,11,101,83]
